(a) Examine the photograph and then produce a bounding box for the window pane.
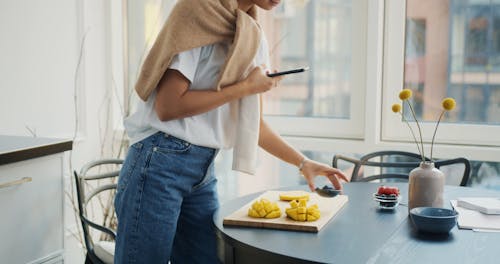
[125,0,176,110]
[404,0,500,125]
[469,160,500,191]
[262,0,353,119]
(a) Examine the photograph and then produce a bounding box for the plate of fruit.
[373,185,401,210]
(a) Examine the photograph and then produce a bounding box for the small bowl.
[410,207,458,234]
[373,193,401,210]
[315,185,341,197]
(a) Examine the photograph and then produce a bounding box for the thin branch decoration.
[392,103,422,157]
[398,89,425,162]
[430,98,456,161]
[67,27,90,247]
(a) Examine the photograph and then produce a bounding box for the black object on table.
[213,182,500,264]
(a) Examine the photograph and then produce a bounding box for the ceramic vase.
[408,162,444,210]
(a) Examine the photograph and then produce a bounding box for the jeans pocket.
[154,135,192,155]
[193,149,218,190]
[117,142,143,192]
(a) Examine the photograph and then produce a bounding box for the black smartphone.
[267,67,310,77]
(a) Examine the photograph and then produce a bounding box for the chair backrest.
[332,151,471,186]
[74,158,123,263]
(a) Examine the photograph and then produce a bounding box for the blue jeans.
[114,132,219,263]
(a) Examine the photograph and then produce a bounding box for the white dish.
[373,193,399,201]
[373,194,401,210]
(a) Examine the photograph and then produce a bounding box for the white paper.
[450,200,500,231]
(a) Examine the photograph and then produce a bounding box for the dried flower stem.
[430,111,445,161]
[400,113,423,158]
[405,101,425,162]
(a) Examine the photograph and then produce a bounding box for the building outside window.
[401,0,500,190]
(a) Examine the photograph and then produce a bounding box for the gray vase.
[408,162,444,210]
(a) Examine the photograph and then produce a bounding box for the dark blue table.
[213,182,500,264]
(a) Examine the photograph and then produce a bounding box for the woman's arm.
[154,66,280,121]
[258,118,349,191]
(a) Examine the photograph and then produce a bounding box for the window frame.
[265,0,368,140]
[381,0,500,149]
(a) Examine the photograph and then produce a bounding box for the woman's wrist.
[224,80,251,100]
[298,157,308,173]
[234,79,256,98]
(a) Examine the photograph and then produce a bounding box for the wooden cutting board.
[223,191,348,233]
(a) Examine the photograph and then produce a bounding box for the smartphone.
[267,66,310,77]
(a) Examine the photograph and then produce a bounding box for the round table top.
[213,182,500,264]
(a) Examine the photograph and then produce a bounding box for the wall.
[0,0,118,263]
[0,0,80,137]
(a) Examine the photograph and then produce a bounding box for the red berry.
[377,185,399,196]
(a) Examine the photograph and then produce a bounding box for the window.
[123,0,176,112]
[262,0,367,139]
[450,1,500,123]
[383,0,500,148]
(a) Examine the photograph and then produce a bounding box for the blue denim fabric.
[114,132,219,263]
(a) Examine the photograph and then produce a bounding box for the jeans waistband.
[147,131,217,152]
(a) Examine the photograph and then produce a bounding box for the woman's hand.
[243,65,284,95]
[300,159,349,191]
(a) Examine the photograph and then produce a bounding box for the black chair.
[332,151,471,186]
[74,159,123,264]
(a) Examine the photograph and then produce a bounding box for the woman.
[114,0,348,263]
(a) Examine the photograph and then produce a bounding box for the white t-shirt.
[124,35,270,149]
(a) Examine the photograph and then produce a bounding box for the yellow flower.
[392,103,402,113]
[442,98,456,111]
[392,90,457,161]
[399,89,413,100]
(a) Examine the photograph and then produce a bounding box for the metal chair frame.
[74,158,123,264]
[332,151,471,186]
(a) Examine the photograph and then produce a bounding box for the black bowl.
[410,207,458,234]
[315,185,341,197]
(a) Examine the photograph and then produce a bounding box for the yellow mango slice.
[307,214,319,221]
[285,199,321,222]
[247,198,281,219]
[265,210,281,219]
[258,208,267,217]
[248,208,260,218]
[286,208,298,220]
[279,191,310,201]
[297,214,307,221]
[252,202,262,211]
[308,211,320,218]
[297,207,307,214]
[264,203,273,212]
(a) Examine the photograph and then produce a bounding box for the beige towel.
[134,0,263,174]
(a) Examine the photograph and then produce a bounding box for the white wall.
[0,0,79,138]
[0,0,119,263]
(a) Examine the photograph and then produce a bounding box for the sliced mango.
[285,199,321,222]
[248,209,260,218]
[279,190,310,201]
[247,198,281,219]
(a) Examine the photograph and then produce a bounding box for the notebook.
[450,200,500,231]
[457,197,500,215]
